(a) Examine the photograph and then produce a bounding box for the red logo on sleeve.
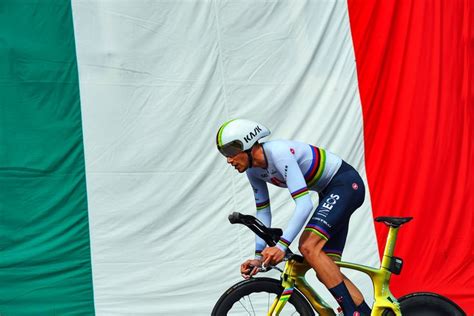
[290,148,295,154]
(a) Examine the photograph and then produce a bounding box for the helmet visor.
[218,140,244,157]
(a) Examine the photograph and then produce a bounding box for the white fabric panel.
[72,0,379,314]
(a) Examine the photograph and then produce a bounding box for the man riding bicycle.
[216,119,372,315]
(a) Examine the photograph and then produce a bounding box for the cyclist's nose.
[227,157,233,164]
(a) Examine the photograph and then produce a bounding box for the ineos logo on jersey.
[244,126,263,143]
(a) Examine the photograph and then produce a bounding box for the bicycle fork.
[267,258,335,316]
[267,278,295,316]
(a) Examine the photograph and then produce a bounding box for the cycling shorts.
[304,160,365,260]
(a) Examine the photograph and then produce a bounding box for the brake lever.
[262,264,283,273]
[243,263,283,278]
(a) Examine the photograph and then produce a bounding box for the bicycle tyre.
[212,277,315,316]
[382,292,466,316]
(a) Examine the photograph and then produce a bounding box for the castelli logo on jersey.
[290,148,295,154]
[243,126,262,143]
[352,183,359,190]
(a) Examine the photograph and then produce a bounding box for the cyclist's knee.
[299,231,326,257]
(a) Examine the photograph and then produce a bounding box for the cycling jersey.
[246,140,343,255]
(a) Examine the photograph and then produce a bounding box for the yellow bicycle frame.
[267,225,402,316]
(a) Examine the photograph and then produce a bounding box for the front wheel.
[382,292,466,315]
[211,277,314,316]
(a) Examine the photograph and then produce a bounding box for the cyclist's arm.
[247,172,271,260]
[272,149,313,253]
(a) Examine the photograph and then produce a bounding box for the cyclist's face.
[227,151,249,173]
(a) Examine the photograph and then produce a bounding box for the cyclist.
[216,119,372,315]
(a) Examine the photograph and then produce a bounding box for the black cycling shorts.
[304,161,365,260]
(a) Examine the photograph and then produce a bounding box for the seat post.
[381,226,399,270]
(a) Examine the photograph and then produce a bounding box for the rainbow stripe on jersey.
[291,187,309,200]
[304,146,326,188]
[277,237,290,249]
[256,200,270,210]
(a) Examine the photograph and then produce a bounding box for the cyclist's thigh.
[322,218,349,260]
[305,186,355,241]
[305,169,364,255]
[300,228,329,251]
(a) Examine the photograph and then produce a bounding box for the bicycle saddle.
[375,216,413,227]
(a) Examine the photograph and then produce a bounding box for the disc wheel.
[382,292,466,315]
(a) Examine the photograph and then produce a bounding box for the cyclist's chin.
[235,165,248,173]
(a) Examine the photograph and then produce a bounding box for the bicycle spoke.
[237,297,252,315]
[225,289,301,315]
[248,295,256,315]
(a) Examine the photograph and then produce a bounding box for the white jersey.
[246,140,342,255]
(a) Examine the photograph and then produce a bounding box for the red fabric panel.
[347,0,473,313]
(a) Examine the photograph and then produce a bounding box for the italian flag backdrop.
[0,0,472,315]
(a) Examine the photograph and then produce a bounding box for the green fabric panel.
[0,1,94,314]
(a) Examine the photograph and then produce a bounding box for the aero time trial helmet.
[216,119,271,157]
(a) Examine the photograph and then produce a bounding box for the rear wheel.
[382,292,466,315]
[211,277,314,316]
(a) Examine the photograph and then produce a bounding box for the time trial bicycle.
[211,212,466,315]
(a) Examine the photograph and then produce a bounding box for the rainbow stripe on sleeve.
[304,146,326,188]
[256,200,270,210]
[277,238,290,249]
[290,187,309,200]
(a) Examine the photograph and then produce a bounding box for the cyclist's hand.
[240,259,262,279]
[262,246,285,266]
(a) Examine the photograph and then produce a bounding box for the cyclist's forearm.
[276,194,313,252]
[255,206,271,258]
